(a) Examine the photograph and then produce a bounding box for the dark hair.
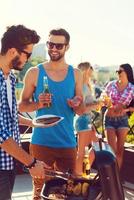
[78,62,93,71]
[1,25,40,54]
[49,28,70,45]
[120,63,134,84]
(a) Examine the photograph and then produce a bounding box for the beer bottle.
[82,146,90,179]
[43,76,51,107]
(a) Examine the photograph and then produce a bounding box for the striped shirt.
[105,80,134,106]
[0,69,20,170]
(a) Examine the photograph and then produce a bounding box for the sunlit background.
[0,0,134,66]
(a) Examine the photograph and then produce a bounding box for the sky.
[0,0,134,66]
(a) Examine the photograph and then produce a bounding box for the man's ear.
[65,44,70,51]
[8,48,18,57]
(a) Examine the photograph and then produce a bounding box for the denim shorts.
[75,114,92,132]
[104,115,129,130]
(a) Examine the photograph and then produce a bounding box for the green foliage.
[30,56,46,66]
[18,57,47,81]
[126,134,134,144]
[19,62,32,81]
[128,113,134,128]
[126,113,134,144]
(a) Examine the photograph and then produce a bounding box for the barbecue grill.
[41,140,125,200]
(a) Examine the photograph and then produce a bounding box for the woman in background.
[75,62,98,175]
[104,63,134,169]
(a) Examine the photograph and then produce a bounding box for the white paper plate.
[33,114,64,127]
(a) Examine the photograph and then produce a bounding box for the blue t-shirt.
[32,64,76,148]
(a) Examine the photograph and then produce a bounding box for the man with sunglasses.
[19,28,84,199]
[0,25,50,200]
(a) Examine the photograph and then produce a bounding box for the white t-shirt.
[5,75,12,116]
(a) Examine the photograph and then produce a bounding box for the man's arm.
[67,68,98,115]
[19,67,42,112]
[19,67,51,112]
[18,114,33,127]
[67,68,86,115]
[0,137,49,178]
[1,137,34,166]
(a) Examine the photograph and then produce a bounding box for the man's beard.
[48,51,64,61]
[11,56,24,71]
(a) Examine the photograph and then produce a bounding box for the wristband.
[25,158,37,169]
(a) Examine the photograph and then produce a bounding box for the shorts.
[104,115,129,130]
[75,114,92,132]
[29,144,77,199]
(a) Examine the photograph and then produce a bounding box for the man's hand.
[67,96,83,109]
[38,93,52,108]
[29,160,51,179]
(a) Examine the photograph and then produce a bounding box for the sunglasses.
[46,41,67,50]
[17,49,32,59]
[116,69,124,74]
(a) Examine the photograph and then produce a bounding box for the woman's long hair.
[77,61,93,91]
[120,64,134,113]
[120,63,134,84]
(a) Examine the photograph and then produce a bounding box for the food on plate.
[48,185,67,199]
[47,178,89,198]
[82,182,89,197]
[48,193,66,199]
[72,182,82,196]
[36,116,61,124]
